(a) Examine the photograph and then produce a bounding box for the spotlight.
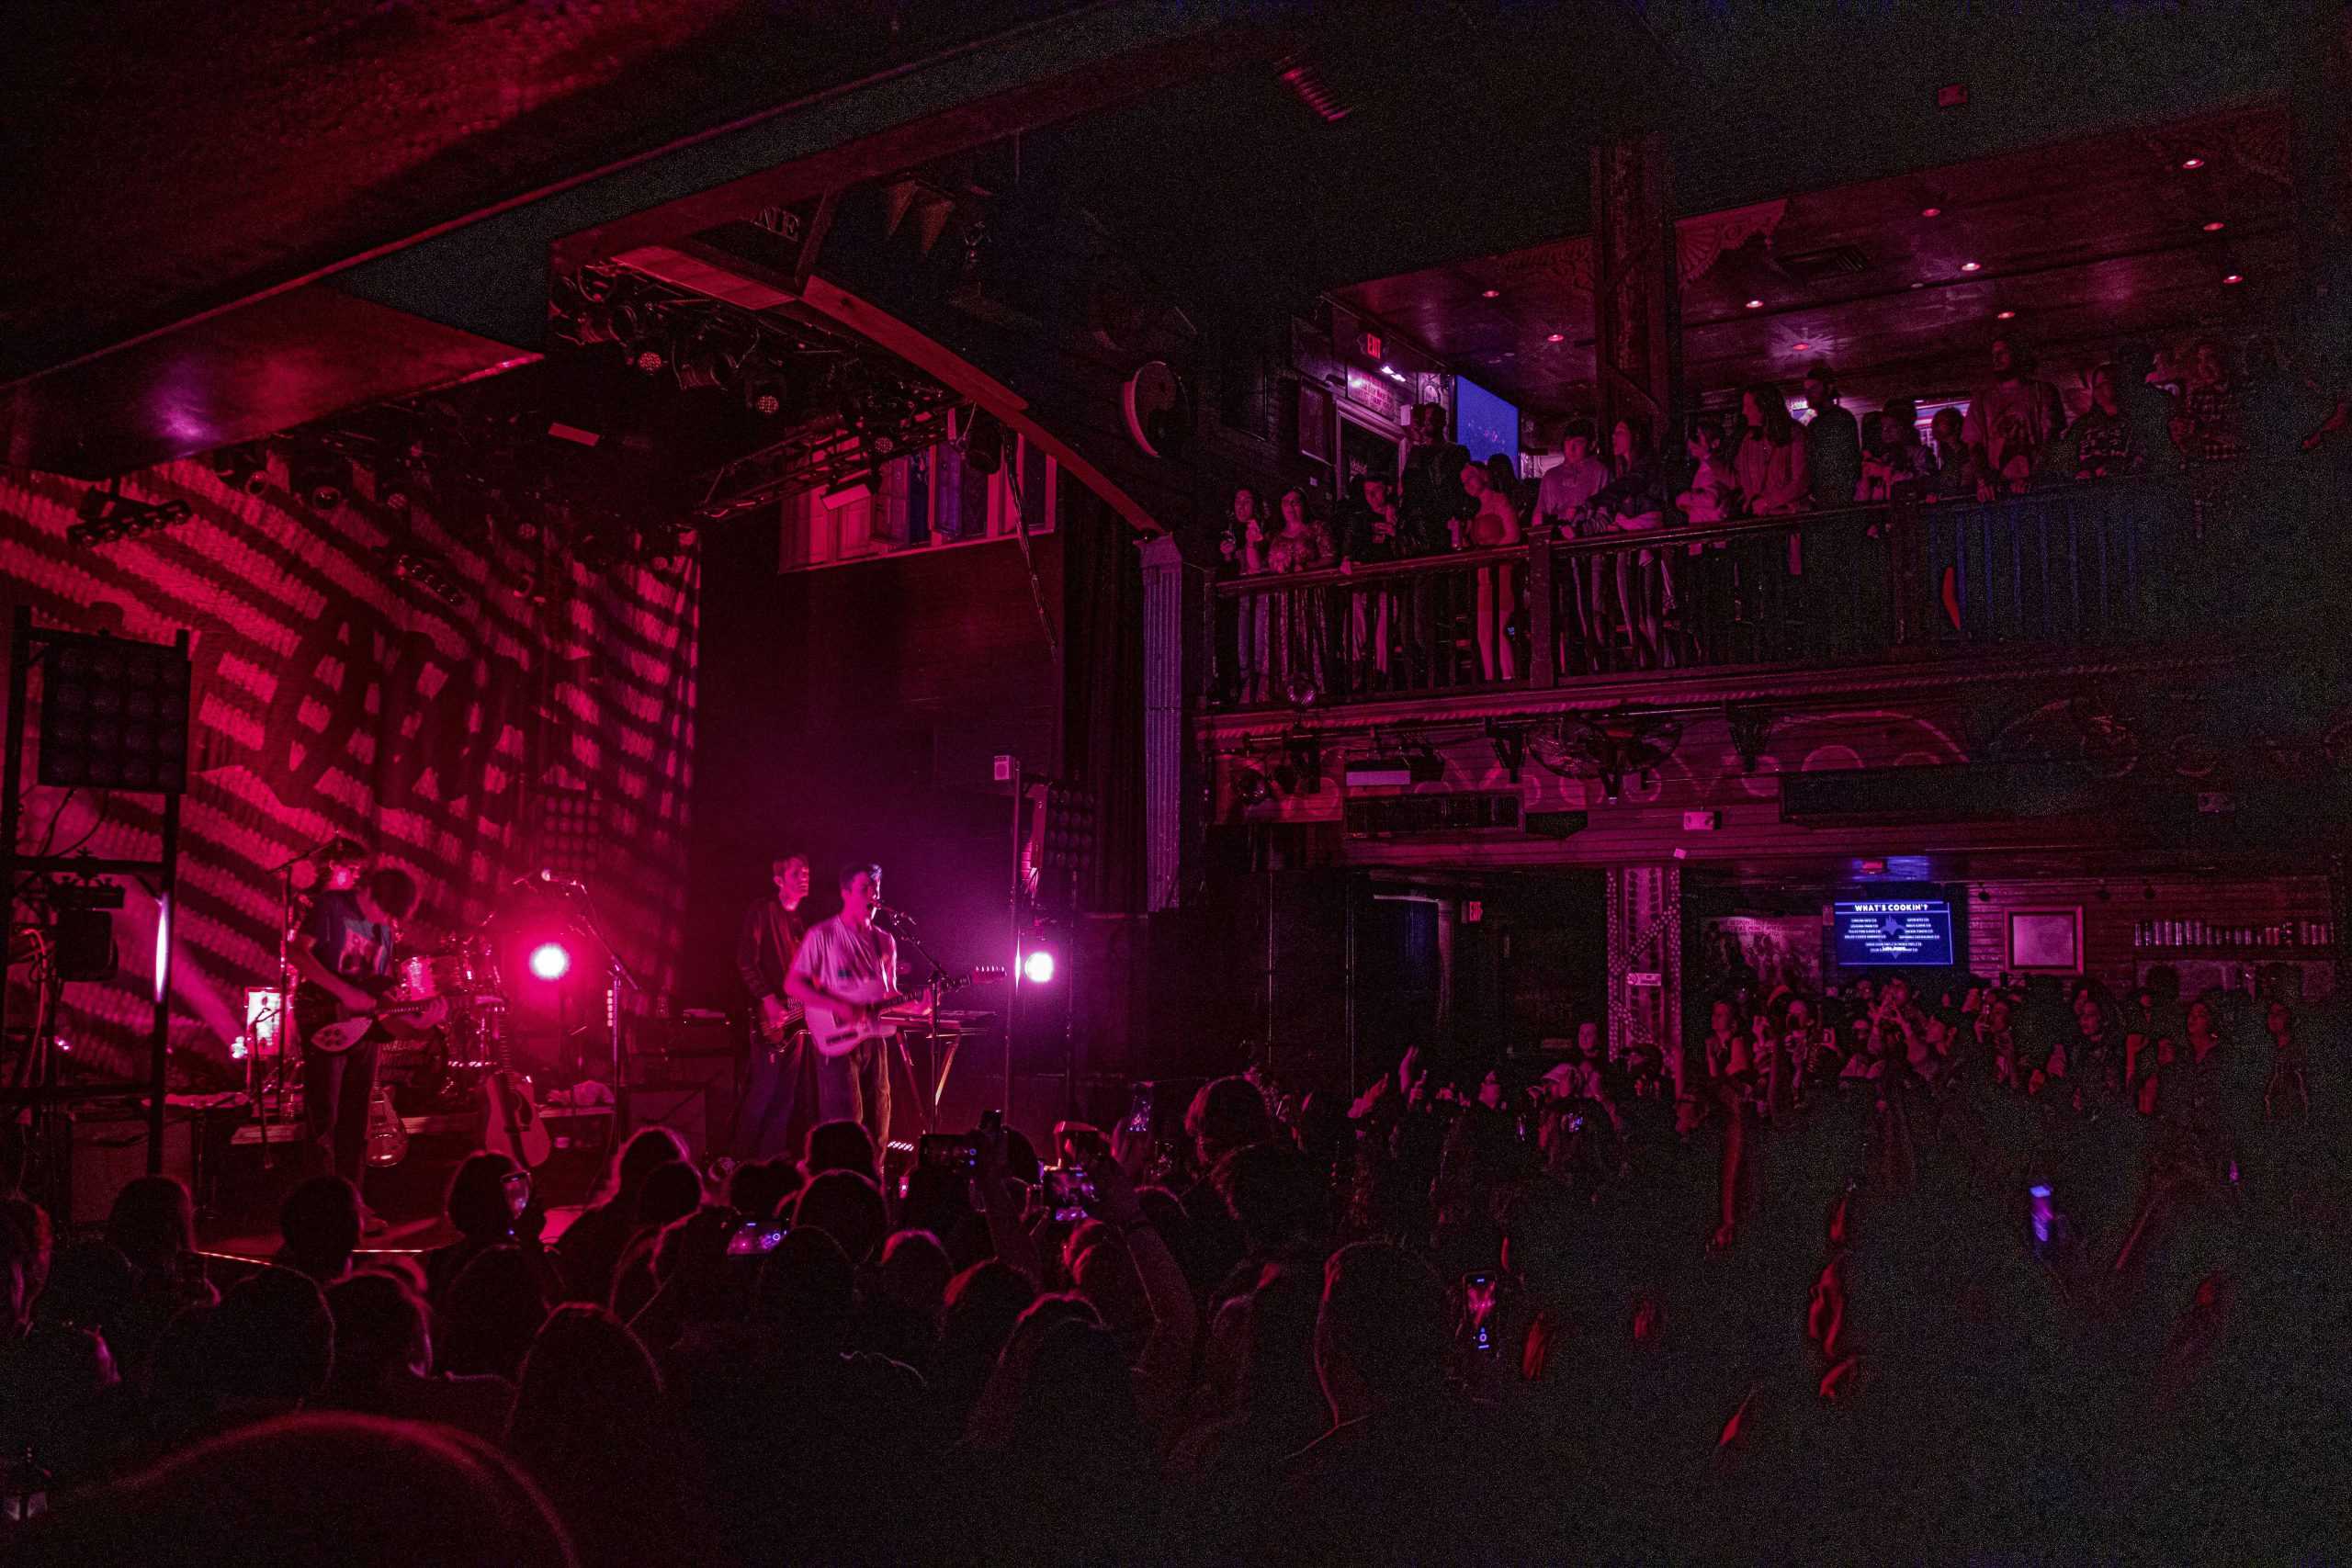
[527,942,571,981]
[1959,261,1981,273]
[1745,299,1763,310]
[741,359,789,417]
[286,449,350,512]
[209,444,269,495]
[630,339,671,376]
[674,330,743,392]
[1022,948,1057,985]
[1792,342,1811,352]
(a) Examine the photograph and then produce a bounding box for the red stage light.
[1792,343,1811,352]
[1919,206,1941,219]
[1996,310,2015,320]
[1481,288,1500,299]
[2202,220,2225,232]
[1022,949,1057,985]
[528,942,571,981]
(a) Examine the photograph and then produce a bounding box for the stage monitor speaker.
[631,1086,718,1166]
[66,1104,198,1231]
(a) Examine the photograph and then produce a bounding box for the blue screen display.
[1832,899,1954,967]
[1455,377,1520,468]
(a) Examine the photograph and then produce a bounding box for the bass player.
[731,852,816,1162]
[288,860,439,1232]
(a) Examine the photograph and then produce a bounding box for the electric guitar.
[296,991,447,1055]
[802,972,979,1058]
[366,1087,409,1168]
[754,998,807,1049]
[481,1067,553,1169]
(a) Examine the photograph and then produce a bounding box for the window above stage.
[777,432,1058,572]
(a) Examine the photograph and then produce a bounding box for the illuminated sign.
[1832,899,1954,967]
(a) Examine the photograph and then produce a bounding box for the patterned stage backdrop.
[0,459,698,1080]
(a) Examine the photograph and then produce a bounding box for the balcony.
[1206,462,2334,717]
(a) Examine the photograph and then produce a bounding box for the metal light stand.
[0,607,188,1187]
[564,881,642,1146]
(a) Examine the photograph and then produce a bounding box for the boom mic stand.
[257,834,341,1171]
[876,908,949,1136]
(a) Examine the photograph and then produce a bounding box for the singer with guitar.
[731,852,817,1162]
[288,861,442,1233]
[785,862,930,1156]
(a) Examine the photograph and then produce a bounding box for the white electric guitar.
[300,994,447,1055]
[802,972,980,1057]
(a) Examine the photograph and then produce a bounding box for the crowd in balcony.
[1216,330,2324,697]
[6,963,2340,1562]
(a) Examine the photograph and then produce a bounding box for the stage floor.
[201,1203,589,1266]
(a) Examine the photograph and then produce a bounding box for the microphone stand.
[256,834,340,1172]
[877,908,948,1137]
[548,879,643,1148]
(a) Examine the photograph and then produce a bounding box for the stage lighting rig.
[285,446,352,512]
[37,627,192,792]
[208,444,271,496]
[66,485,192,547]
[381,546,468,609]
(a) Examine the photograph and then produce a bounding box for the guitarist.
[731,852,816,1161]
[785,862,903,1156]
[288,862,430,1233]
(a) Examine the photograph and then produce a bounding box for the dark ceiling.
[1333,106,2293,414]
[0,0,1094,383]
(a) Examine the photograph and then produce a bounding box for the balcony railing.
[1207,463,2330,712]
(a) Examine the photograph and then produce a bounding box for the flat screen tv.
[1832,898,1955,967]
[1455,377,1520,468]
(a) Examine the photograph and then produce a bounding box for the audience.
[1801,361,1864,507]
[277,1176,363,1285]
[7,959,2343,1565]
[1963,334,2066,497]
[1733,382,1811,514]
[555,1127,688,1308]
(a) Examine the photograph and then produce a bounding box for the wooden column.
[1140,533,1206,910]
[1590,130,1680,448]
[1606,863,1681,1075]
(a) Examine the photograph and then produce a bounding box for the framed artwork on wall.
[2007,908,2084,974]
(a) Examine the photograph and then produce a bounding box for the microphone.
[874,902,915,928]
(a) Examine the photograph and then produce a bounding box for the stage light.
[1022,949,1057,985]
[528,942,571,981]
[38,629,192,792]
[2181,156,2204,170]
[1959,261,1981,273]
[1919,206,1942,219]
[1480,288,1499,299]
[2202,220,2225,232]
[674,330,743,392]
[1996,310,2016,321]
[209,444,270,495]
[1545,332,1565,344]
[286,449,350,512]
[2222,272,2244,286]
[1745,299,1763,310]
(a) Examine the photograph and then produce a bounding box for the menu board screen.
[1833,899,1954,967]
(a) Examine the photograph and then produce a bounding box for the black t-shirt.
[294,888,392,1012]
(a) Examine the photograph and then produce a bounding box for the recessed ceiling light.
[2223,272,2244,286]
[1920,206,1942,219]
[1908,281,1925,289]
[2201,220,2225,232]
[1959,261,1981,273]
[1481,288,1500,299]
[1792,342,1811,351]
[1546,332,1565,343]
[1745,299,1764,310]
[1996,310,2015,320]
[2181,156,2205,170]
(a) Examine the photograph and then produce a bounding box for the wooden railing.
[1207,462,2330,711]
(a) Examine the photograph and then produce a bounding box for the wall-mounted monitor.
[1832,897,1955,967]
[1455,376,1520,468]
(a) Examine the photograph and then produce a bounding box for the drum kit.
[243,930,514,1116]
